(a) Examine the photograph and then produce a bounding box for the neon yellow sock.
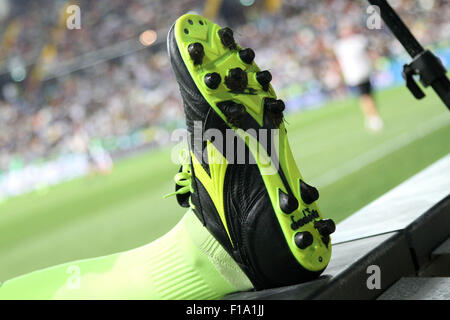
[0,210,252,299]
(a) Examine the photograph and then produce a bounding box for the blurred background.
[0,0,449,282]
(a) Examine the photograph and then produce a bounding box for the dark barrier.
[225,155,450,300]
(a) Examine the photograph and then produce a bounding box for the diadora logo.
[290,208,319,230]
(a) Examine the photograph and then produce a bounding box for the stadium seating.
[1,0,449,174]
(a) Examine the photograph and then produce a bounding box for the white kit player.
[334,25,384,132]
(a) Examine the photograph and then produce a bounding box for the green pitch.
[1,86,449,282]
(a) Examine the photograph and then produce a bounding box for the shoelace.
[164,162,193,199]
[164,150,202,222]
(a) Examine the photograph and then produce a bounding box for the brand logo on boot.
[290,208,319,230]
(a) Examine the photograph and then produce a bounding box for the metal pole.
[367,0,450,109]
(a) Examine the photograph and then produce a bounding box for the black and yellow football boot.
[167,14,335,290]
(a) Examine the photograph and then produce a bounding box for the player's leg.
[0,209,252,299]
[358,81,383,131]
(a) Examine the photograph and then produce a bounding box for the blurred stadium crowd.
[0,0,449,173]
